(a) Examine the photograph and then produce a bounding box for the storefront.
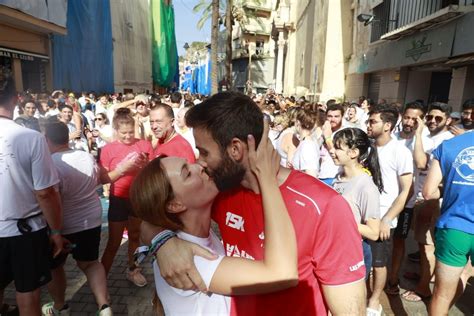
[0,3,66,92]
[0,47,50,92]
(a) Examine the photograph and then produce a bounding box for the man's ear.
[166,199,187,214]
[227,137,246,161]
[446,117,452,126]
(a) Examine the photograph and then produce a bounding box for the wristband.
[149,230,177,258]
[50,229,61,235]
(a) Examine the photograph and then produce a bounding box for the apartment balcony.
[371,0,474,42]
[242,0,273,15]
[232,45,271,59]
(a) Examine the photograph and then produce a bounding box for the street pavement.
[4,198,473,315]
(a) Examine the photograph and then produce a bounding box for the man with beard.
[399,102,454,302]
[365,104,413,315]
[386,101,436,299]
[320,103,345,185]
[148,92,366,315]
[450,99,474,135]
[150,103,195,163]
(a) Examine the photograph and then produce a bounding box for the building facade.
[276,0,474,110]
[231,0,277,93]
[0,1,67,92]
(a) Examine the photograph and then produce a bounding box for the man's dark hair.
[59,104,73,112]
[44,121,69,145]
[404,101,425,116]
[151,103,175,119]
[186,92,263,152]
[170,92,182,104]
[462,99,474,111]
[428,102,451,116]
[326,103,344,115]
[326,99,337,107]
[0,76,16,106]
[369,104,399,132]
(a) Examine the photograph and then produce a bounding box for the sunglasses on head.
[425,115,444,123]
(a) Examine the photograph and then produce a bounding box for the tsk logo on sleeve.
[226,212,245,232]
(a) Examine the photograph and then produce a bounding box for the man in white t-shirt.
[320,103,345,185]
[366,104,413,314]
[42,121,112,316]
[387,101,433,296]
[0,76,63,315]
[400,102,454,302]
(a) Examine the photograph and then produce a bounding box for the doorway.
[428,71,451,104]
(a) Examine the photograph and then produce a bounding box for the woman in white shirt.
[129,122,297,316]
[291,108,320,178]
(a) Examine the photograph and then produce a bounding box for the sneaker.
[97,304,113,316]
[41,302,70,316]
[408,251,420,262]
[126,268,147,287]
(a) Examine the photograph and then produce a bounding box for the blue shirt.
[433,132,474,234]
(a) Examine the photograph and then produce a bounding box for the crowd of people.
[0,69,473,316]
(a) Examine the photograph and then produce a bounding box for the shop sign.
[0,48,49,62]
[405,36,432,62]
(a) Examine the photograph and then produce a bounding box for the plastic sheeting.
[0,0,67,28]
[180,54,211,95]
[52,0,114,93]
[110,0,152,93]
[151,0,178,87]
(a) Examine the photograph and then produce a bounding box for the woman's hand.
[248,116,280,180]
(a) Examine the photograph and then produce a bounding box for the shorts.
[414,200,440,245]
[362,240,372,280]
[0,228,52,293]
[51,226,101,269]
[435,228,474,268]
[369,232,392,268]
[393,207,414,239]
[108,195,136,222]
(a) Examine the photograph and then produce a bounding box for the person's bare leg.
[101,220,126,275]
[77,260,109,308]
[389,237,404,286]
[416,243,435,296]
[16,289,41,316]
[46,264,67,310]
[127,216,142,269]
[429,261,464,315]
[367,266,386,309]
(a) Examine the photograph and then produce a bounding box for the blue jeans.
[362,240,372,280]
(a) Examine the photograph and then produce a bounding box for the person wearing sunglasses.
[402,102,454,302]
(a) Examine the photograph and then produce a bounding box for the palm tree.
[211,0,219,94]
[194,0,263,93]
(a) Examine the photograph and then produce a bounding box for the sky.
[173,0,211,56]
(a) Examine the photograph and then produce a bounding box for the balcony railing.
[371,0,474,42]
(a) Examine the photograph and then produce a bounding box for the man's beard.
[209,152,246,192]
[428,122,446,135]
[462,118,473,130]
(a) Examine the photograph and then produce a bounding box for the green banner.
[151,0,178,87]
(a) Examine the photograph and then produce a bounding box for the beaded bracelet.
[149,230,177,258]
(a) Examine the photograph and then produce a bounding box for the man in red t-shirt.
[154,92,366,315]
[150,103,195,163]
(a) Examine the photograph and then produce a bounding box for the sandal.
[0,304,19,316]
[366,304,383,316]
[385,280,400,295]
[401,290,432,302]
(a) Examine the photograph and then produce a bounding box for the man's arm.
[35,186,64,257]
[413,117,429,169]
[423,159,442,200]
[322,280,366,315]
[380,172,413,240]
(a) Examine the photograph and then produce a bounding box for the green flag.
[151,0,178,87]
